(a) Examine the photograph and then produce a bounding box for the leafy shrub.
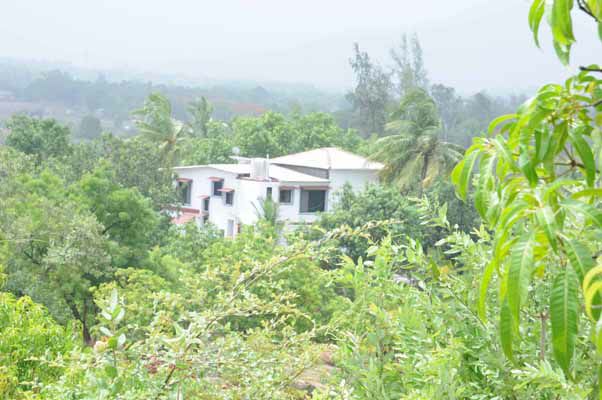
[0,292,74,397]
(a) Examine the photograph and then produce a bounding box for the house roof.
[173,163,328,183]
[271,147,383,170]
[268,164,328,183]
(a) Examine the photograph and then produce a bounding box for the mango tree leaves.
[550,266,579,376]
[529,0,602,65]
[452,63,602,378]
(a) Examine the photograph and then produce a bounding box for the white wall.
[276,184,319,224]
[327,169,379,208]
[175,167,240,235]
[174,166,380,236]
[236,179,270,225]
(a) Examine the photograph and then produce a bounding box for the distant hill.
[0,58,347,136]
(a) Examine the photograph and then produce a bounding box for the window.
[225,191,234,206]
[202,215,209,224]
[203,198,210,212]
[279,189,293,204]
[177,181,192,205]
[300,189,326,213]
[266,187,273,199]
[227,219,235,237]
[212,180,223,196]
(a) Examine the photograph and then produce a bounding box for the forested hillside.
[1,1,602,399]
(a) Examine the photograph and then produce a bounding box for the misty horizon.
[2,0,600,95]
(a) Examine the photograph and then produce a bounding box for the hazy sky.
[1,0,599,93]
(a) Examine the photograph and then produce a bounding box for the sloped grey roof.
[173,163,328,183]
[271,147,383,170]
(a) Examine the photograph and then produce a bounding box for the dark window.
[212,180,223,196]
[202,215,209,224]
[203,198,210,211]
[279,189,292,204]
[177,181,192,205]
[300,190,326,213]
[225,191,234,205]
[266,187,273,199]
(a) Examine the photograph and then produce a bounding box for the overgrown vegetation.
[1,1,601,399]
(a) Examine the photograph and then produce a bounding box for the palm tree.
[133,93,187,165]
[253,197,283,232]
[372,88,464,192]
[187,96,214,138]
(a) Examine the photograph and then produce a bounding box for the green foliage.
[253,196,282,230]
[347,43,392,136]
[77,115,103,140]
[5,115,72,163]
[315,184,431,260]
[74,165,159,266]
[188,96,214,138]
[451,0,602,392]
[133,92,188,165]
[67,133,176,209]
[5,3,602,397]
[452,67,602,382]
[315,183,479,262]
[160,222,223,266]
[373,89,464,192]
[0,292,73,398]
[528,0,602,64]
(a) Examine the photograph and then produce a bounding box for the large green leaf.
[561,198,602,228]
[551,0,575,45]
[550,266,579,377]
[451,149,478,201]
[571,188,602,200]
[536,206,559,251]
[564,239,594,283]
[507,233,535,332]
[584,265,602,321]
[478,260,497,321]
[500,298,514,361]
[569,129,596,187]
[529,0,546,47]
[488,114,517,135]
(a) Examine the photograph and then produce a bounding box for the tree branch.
[580,66,602,74]
[577,0,599,22]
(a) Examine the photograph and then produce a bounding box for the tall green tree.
[74,165,159,266]
[132,93,187,165]
[187,96,213,138]
[66,134,176,209]
[347,43,392,136]
[5,115,72,163]
[77,115,102,140]
[431,83,463,142]
[2,188,111,343]
[373,89,463,192]
[390,33,429,98]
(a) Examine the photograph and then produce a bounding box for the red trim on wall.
[238,177,279,182]
[279,185,297,190]
[176,177,192,182]
[166,205,201,214]
[178,207,201,214]
[218,188,235,193]
[198,195,210,199]
[172,213,197,225]
[208,177,224,182]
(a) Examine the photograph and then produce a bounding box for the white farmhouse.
[171,147,383,237]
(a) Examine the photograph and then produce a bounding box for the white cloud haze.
[1,0,599,93]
